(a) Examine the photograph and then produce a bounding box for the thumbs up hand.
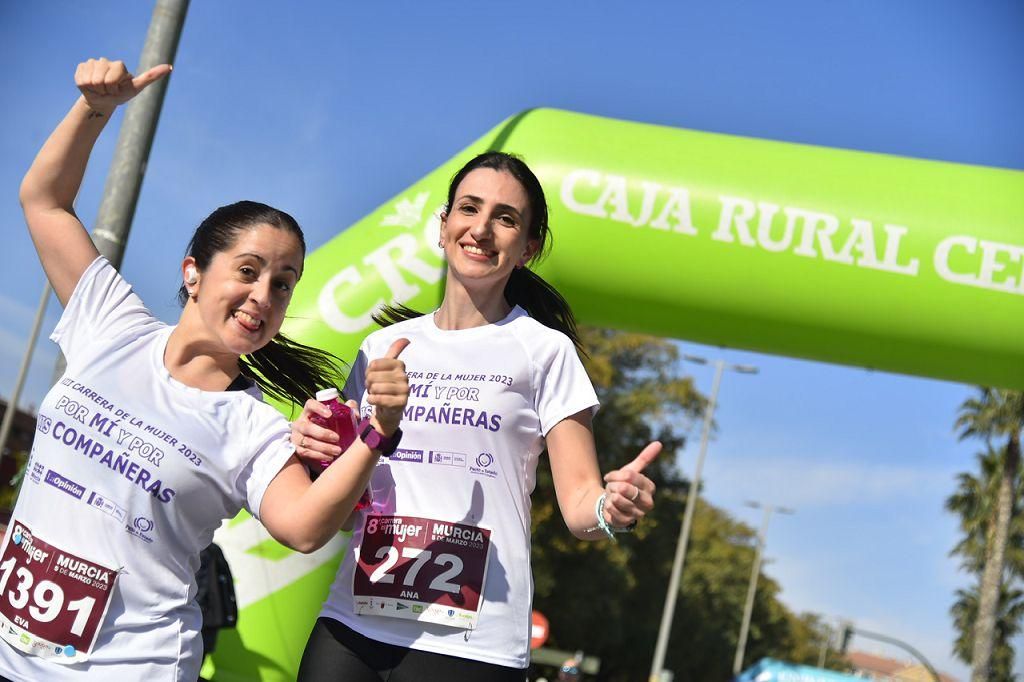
[75,58,172,116]
[365,338,411,437]
[601,441,661,527]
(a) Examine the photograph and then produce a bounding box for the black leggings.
[297,617,526,682]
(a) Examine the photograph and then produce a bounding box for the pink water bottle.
[311,388,371,510]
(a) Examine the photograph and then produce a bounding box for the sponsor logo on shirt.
[44,470,86,500]
[87,491,128,523]
[428,451,466,467]
[391,448,424,464]
[469,452,498,479]
[125,516,155,543]
[28,461,45,485]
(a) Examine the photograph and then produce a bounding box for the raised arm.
[259,339,410,552]
[546,410,660,540]
[19,58,170,305]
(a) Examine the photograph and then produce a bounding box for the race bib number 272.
[0,521,118,664]
[353,515,492,630]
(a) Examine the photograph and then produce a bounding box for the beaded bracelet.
[587,493,638,541]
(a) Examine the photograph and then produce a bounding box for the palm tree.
[954,388,1024,682]
[947,445,1024,679]
[946,446,1024,577]
[951,582,1024,682]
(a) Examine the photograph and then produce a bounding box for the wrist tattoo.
[86,110,106,120]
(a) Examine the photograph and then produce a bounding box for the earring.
[185,265,198,285]
[438,239,444,248]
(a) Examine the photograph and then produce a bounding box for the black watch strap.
[358,417,401,456]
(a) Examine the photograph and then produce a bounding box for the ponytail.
[240,333,347,410]
[503,267,583,353]
[372,303,424,328]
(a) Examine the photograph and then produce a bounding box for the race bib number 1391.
[0,521,118,664]
[353,515,492,630]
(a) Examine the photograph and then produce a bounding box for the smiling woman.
[0,57,412,682]
[290,152,662,681]
[169,201,327,403]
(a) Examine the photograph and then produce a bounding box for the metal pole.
[817,622,832,668]
[844,626,941,682]
[733,504,773,675]
[0,284,53,469]
[52,0,190,381]
[649,359,725,680]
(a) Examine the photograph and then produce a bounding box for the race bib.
[0,520,118,664]
[353,515,492,629]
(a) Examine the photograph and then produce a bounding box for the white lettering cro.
[318,233,443,333]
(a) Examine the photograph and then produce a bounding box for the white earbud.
[185,265,198,285]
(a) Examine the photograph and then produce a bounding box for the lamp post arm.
[848,627,941,682]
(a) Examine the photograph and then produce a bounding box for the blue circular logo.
[475,453,494,468]
[63,644,76,657]
[12,532,22,545]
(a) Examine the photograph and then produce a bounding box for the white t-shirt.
[0,257,295,682]
[320,307,599,668]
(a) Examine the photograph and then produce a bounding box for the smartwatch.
[358,417,401,456]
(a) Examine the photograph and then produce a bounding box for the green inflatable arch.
[205,109,1024,681]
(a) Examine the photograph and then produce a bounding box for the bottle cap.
[316,388,340,402]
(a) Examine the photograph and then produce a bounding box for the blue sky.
[2,2,1023,678]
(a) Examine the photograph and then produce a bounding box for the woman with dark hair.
[0,58,409,682]
[293,152,661,680]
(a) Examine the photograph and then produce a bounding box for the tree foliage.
[951,582,1024,682]
[529,327,840,680]
[949,388,1024,681]
[946,446,1024,578]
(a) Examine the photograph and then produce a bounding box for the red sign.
[531,610,549,649]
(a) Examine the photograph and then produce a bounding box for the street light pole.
[840,624,941,682]
[649,356,758,681]
[0,284,52,469]
[817,621,832,668]
[733,501,794,675]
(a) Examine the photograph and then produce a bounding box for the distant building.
[846,650,959,682]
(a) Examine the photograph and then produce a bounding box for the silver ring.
[629,485,639,502]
